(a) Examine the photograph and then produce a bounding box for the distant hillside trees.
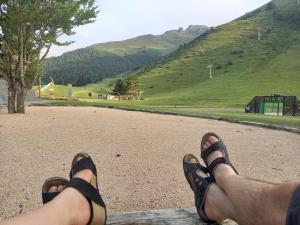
[76,75,92,87]
[43,25,209,86]
[44,48,162,86]
[0,0,98,113]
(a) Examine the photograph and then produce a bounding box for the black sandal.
[42,177,68,204]
[183,154,216,224]
[200,132,238,180]
[68,152,107,225]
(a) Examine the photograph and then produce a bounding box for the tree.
[0,0,98,113]
[76,74,91,87]
[111,79,127,100]
[125,76,139,99]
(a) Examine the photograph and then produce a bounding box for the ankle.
[204,185,232,222]
[54,188,90,225]
[214,164,236,180]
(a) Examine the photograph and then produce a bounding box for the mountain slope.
[127,0,300,108]
[44,25,209,86]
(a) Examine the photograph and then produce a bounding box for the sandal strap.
[183,161,209,193]
[67,177,106,208]
[201,140,225,160]
[183,161,208,174]
[207,157,226,177]
[208,157,239,179]
[42,192,59,204]
[70,157,97,179]
[195,177,215,223]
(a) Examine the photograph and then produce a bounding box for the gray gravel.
[0,106,299,220]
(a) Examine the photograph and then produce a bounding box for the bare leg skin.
[0,169,93,225]
[187,157,236,221]
[202,136,300,225]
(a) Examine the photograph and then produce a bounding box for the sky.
[48,0,271,57]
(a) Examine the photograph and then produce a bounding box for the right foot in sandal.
[200,133,237,180]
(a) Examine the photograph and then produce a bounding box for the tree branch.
[40,44,51,61]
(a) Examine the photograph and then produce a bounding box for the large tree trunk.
[16,83,27,114]
[7,80,16,114]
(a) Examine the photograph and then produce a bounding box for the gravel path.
[0,106,299,220]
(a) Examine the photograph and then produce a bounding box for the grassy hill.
[123,0,300,108]
[44,25,208,86]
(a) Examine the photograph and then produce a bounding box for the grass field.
[32,85,99,99]
[49,99,300,128]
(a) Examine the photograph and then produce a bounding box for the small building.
[245,94,300,116]
[106,94,118,100]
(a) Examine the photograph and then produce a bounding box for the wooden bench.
[107,208,237,225]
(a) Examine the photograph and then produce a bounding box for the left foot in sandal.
[183,154,229,223]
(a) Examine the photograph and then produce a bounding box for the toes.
[196,169,208,178]
[49,186,58,193]
[189,158,198,163]
[203,136,219,149]
[208,136,219,144]
[57,185,64,192]
[205,141,210,147]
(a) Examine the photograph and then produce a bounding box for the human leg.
[183,154,236,223]
[201,134,300,225]
[1,153,106,225]
[0,168,92,225]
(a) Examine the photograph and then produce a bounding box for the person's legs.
[183,154,236,222]
[202,135,300,225]
[0,169,92,225]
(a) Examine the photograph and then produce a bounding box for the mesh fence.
[246,96,300,117]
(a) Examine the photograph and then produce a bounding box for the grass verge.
[48,99,300,129]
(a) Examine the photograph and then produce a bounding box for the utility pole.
[258,27,261,41]
[298,0,300,5]
[208,65,213,79]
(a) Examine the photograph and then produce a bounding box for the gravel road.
[0,106,299,220]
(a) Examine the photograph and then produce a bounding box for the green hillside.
[125,0,300,108]
[44,25,208,86]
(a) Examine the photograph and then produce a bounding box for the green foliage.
[111,79,128,97]
[76,74,91,87]
[125,76,139,99]
[0,0,98,112]
[43,25,209,86]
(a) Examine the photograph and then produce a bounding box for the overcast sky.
[48,0,271,57]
